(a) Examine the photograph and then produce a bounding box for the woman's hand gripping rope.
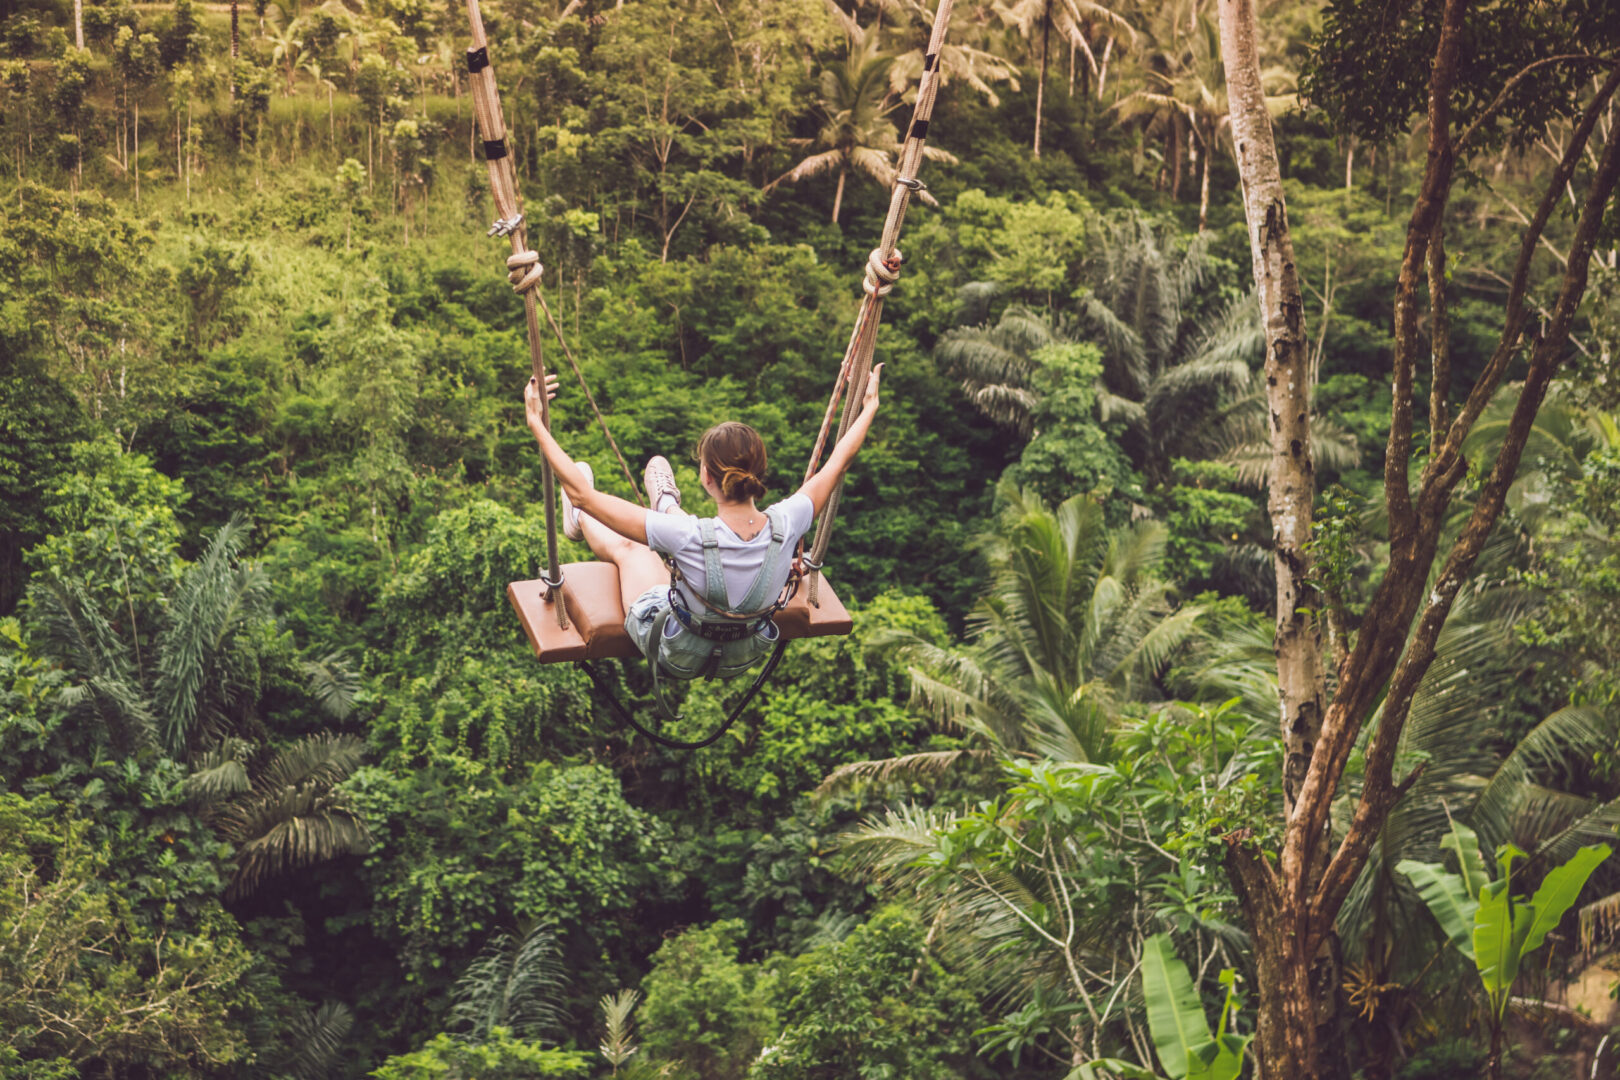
[523,375,650,545]
[523,373,561,431]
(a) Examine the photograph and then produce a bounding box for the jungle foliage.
[1,0,1618,1076]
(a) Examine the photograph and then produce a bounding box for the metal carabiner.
[487,212,525,238]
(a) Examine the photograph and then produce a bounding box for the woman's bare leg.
[580,512,668,610]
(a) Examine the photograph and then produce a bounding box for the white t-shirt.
[643,493,815,611]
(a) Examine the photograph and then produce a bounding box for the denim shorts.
[624,586,779,674]
[624,585,675,663]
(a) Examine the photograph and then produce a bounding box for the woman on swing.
[523,363,883,681]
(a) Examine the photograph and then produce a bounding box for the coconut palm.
[934,289,1254,467]
[873,0,1022,106]
[1075,216,1359,488]
[270,1002,356,1080]
[1114,4,1292,229]
[934,303,1058,438]
[767,28,956,222]
[991,0,1136,156]
[189,732,371,899]
[823,482,1200,794]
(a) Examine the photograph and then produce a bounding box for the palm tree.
[934,303,1054,438]
[32,515,369,898]
[823,482,1200,792]
[992,0,1136,157]
[873,0,1021,106]
[1073,217,1358,488]
[449,924,567,1044]
[766,30,955,222]
[1114,5,1291,229]
[267,1002,356,1080]
[188,732,371,899]
[1332,624,1620,1074]
[32,516,272,759]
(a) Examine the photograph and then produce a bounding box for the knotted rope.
[463,0,645,631]
[800,0,955,604]
[461,0,567,626]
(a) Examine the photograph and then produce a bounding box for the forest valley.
[2,0,1620,1076]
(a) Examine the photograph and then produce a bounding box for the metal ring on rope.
[578,640,789,750]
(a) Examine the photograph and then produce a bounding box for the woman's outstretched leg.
[561,460,667,610]
[580,512,667,611]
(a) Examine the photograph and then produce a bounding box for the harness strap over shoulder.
[678,505,795,621]
[695,519,733,612]
[735,506,791,614]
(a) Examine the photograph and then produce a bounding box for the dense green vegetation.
[2,0,1618,1076]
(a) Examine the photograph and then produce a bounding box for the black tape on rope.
[466,46,489,73]
[909,119,930,139]
[483,138,509,160]
[923,52,939,71]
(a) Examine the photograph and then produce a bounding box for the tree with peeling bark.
[1215,0,1620,1074]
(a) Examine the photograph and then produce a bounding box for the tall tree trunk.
[1344,134,1355,190]
[230,0,241,145]
[1033,0,1050,158]
[830,165,846,223]
[1216,0,1335,1073]
[1220,0,1318,918]
[1197,135,1210,231]
[133,103,139,204]
[1168,113,1184,198]
[1096,36,1112,99]
[73,0,83,49]
[1218,0,1620,1073]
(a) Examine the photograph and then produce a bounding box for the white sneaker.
[644,455,681,513]
[561,461,592,540]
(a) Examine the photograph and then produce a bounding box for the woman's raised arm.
[796,363,883,519]
[524,377,648,544]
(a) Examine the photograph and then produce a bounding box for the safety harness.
[645,505,801,720]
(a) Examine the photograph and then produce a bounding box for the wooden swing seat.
[508,563,853,664]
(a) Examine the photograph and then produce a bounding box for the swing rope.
[466,0,956,747]
[799,0,956,605]
[463,0,646,542]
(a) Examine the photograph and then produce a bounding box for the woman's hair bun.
[698,422,769,503]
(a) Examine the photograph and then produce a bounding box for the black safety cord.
[577,640,789,751]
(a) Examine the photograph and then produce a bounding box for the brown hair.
[697,422,768,502]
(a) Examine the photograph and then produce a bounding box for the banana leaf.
[1067,1062,1163,1080]
[1141,933,1217,1079]
[1473,877,1534,1002]
[1523,843,1611,954]
[1396,859,1478,960]
[1438,819,1490,900]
